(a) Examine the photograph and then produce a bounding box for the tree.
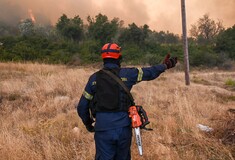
[190,14,224,44]
[147,31,179,44]
[215,25,235,59]
[87,13,119,44]
[18,19,35,36]
[56,14,70,31]
[56,14,84,41]
[118,23,149,46]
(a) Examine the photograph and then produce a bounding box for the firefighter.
[77,43,177,160]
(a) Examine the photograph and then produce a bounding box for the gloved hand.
[162,53,177,69]
[85,118,95,132]
[85,124,95,132]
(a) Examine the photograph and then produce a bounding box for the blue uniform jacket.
[77,63,166,131]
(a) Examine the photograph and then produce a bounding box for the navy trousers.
[94,126,132,160]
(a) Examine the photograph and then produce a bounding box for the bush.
[47,50,72,64]
[225,78,235,87]
[78,40,101,64]
[121,43,143,64]
[142,53,162,65]
[189,45,221,67]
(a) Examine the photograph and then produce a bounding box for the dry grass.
[0,62,234,160]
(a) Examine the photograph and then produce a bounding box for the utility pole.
[181,0,190,85]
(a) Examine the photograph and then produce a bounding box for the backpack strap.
[101,69,135,105]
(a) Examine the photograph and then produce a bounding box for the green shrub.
[142,53,162,65]
[78,40,101,64]
[225,78,235,87]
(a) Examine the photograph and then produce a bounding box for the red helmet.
[101,43,122,59]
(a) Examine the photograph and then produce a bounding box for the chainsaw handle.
[136,106,153,130]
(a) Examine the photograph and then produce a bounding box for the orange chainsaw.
[129,105,152,156]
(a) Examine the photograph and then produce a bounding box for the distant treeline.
[0,13,234,68]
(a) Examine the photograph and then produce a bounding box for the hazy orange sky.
[0,0,234,34]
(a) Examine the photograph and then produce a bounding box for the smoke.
[95,0,150,26]
[147,0,235,33]
[0,1,26,26]
[0,0,234,33]
[188,0,235,28]
[0,0,94,25]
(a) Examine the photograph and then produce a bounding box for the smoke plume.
[0,0,234,33]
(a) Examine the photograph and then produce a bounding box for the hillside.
[0,62,234,160]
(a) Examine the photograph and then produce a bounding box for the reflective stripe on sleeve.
[137,68,143,82]
[83,91,93,100]
[121,77,127,81]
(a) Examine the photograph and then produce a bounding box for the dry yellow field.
[0,62,234,160]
